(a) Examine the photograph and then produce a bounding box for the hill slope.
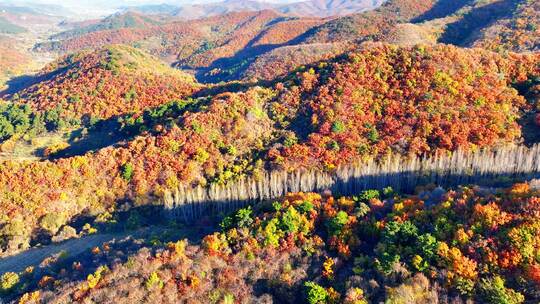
[172,0,275,20]
[300,0,540,54]
[0,16,26,34]
[242,42,351,81]
[36,10,327,82]
[300,0,437,43]
[7,183,540,303]
[41,0,540,84]
[383,0,540,53]
[280,0,385,17]
[37,11,285,57]
[469,0,540,52]
[0,37,31,88]
[4,45,199,122]
[52,12,163,40]
[0,43,538,258]
[32,0,540,85]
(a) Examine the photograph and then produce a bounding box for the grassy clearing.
[0,131,70,161]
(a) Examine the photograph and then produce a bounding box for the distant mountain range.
[0,0,385,21]
[52,11,162,40]
[0,15,27,34]
[0,3,73,18]
[123,0,386,19]
[169,0,275,20]
[279,0,385,17]
[38,0,540,84]
[117,4,180,16]
[0,3,64,26]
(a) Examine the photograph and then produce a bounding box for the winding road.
[0,231,140,275]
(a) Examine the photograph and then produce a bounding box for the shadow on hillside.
[49,95,211,160]
[183,44,282,83]
[178,16,314,84]
[193,80,270,97]
[163,169,540,222]
[412,0,474,23]
[0,65,71,97]
[286,23,325,45]
[179,16,306,83]
[1,75,36,96]
[519,113,540,146]
[66,204,217,244]
[286,13,365,46]
[47,118,128,160]
[438,0,521,45]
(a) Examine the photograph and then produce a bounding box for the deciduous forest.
[0,0,539,303]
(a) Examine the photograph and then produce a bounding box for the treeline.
[164,143,540,220]
[0,102,78,141]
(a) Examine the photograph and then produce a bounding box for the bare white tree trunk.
[163,144,540,221]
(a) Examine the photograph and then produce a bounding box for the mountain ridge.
[124,0,386,19]
[4,45,199,121]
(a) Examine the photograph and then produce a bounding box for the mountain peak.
[9,45,198,120]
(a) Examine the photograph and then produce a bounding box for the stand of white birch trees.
[163,144,540,220]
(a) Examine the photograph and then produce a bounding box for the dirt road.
[0,231,137,274]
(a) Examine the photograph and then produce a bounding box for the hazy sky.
[4,0,298,6]
[0,0,301,18]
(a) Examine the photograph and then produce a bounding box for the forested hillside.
[2,45,198,122]
[35,0,540,85]
[0,43,538,260]
[470,0,539,52]
[241,42,351,81]
[35,0,425,81]
[36,11,321,72]
[0,37,31,89]
[0,1,539,303]
[300,0,437,44]
[4,183,540,303]
[51,12,163,40]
